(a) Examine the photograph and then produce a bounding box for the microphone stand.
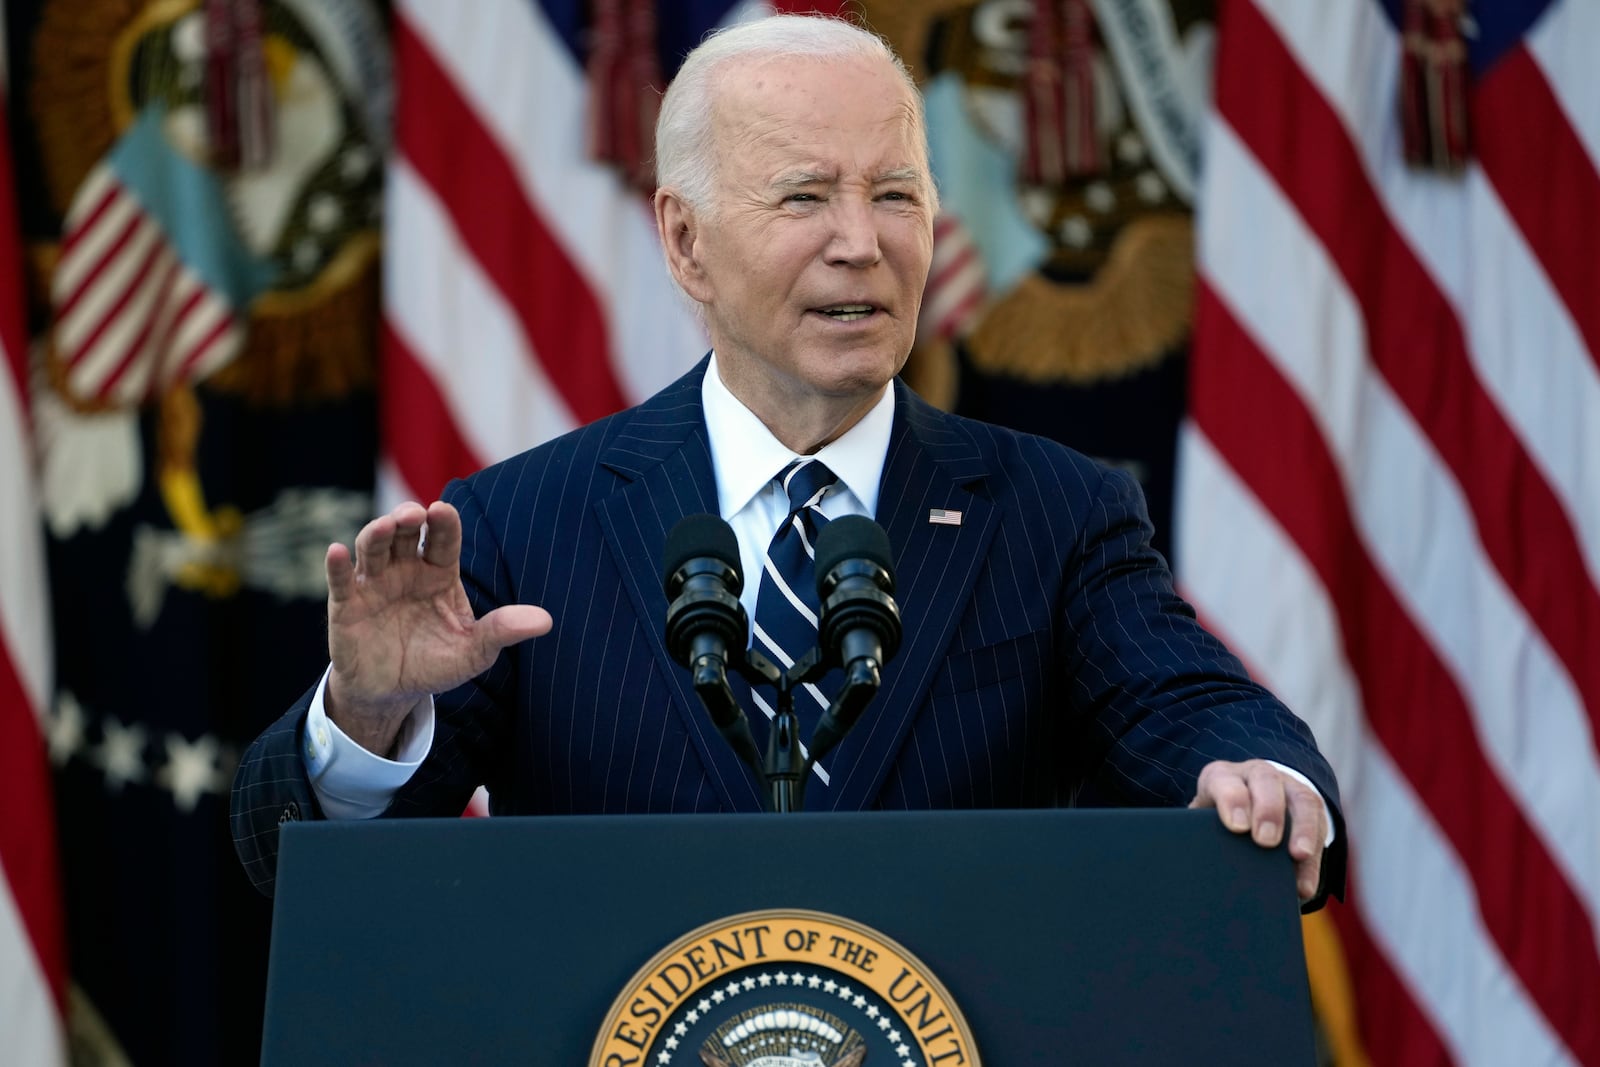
[734,647,879,813]
[737,647,815,813]
[665,514,891,813]
[764,668,805,814]
[687,653,769,796]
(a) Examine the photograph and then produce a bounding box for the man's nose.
[826,199,883,266]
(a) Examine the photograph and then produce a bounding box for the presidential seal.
[591,909,979,1067]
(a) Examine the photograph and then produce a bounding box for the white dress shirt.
[302,356,1330,844]
[303,355,893,815]
[700,353,893,625]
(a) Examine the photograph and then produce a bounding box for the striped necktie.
[751,458,838,749]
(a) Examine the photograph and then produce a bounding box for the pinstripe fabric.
[232,357,1345,899]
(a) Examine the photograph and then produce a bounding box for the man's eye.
[786,193,818,203]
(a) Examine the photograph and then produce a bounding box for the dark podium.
[262,809,1315,1065]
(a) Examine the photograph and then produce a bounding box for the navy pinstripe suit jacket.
[232,359,1345,901]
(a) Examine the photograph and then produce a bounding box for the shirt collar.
[701,352,895,520]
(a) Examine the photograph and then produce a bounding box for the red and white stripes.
[918,214,986,346]
[379,0,716,507]
[1179,0,1600,1062]
[0,29,68,1067]
[52,168,241,407]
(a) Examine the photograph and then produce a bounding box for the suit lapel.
[592,357,768,812]
[824,383,999,811]
[592,369,998,814]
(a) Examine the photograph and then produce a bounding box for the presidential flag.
[1178,0,1600,1062]
[15,0,389,1059]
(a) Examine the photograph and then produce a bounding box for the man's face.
[677,55,936,414]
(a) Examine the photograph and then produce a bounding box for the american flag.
[1178,0,1600,1063]
[917,213,986,349]
[49,117,270,409]
[379,0,829,508]
[0,22,67,1065]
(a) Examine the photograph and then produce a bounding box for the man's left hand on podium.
[1189,759,1328,904]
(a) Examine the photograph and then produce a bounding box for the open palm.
[324,500,551,752]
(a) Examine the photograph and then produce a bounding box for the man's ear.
[654,188,713,304]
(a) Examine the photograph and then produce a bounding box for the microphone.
[662,515,764,780]
[810,516,902,760]
[663,514,747,695]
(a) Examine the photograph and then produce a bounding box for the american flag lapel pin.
[928,508,963,526]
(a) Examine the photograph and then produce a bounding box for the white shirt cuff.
[302,667,435,819]
[1266,760,1337,846]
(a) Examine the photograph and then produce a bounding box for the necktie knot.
[779,458,837,517]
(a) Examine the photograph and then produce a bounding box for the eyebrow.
[771,167,926,190]
[874,167,924,186]
[773,171,834,191]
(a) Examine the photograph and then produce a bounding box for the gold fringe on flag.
[213,232,380,406]
[902,335,960,412]
[1303,909,1374,1067]
[966,214,1193,385]
[29,0,159,215]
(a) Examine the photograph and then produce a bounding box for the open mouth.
[815,304,877,322]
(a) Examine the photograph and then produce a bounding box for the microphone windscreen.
[663,514,742,587]
[815,515,894,582]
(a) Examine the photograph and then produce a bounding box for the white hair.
[654,14,934,215]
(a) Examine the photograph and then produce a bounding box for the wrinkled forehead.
[707,53,928,170]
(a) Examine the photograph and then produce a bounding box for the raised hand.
[323,500,552,755]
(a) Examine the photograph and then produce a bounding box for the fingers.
[478,604,554,657]
[1192,760,1329,903]
[390,501,427,564]
[421,501,463,567]
[326,542,355,602]
[1244,762,1289,847]
[1285,779,1327,902]
[1190,760,1288,846]
[1295,846,1325,903]
[1285,779,1326,860]
[349,502,430,581]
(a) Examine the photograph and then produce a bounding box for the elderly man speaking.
[232,14,1343,909]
